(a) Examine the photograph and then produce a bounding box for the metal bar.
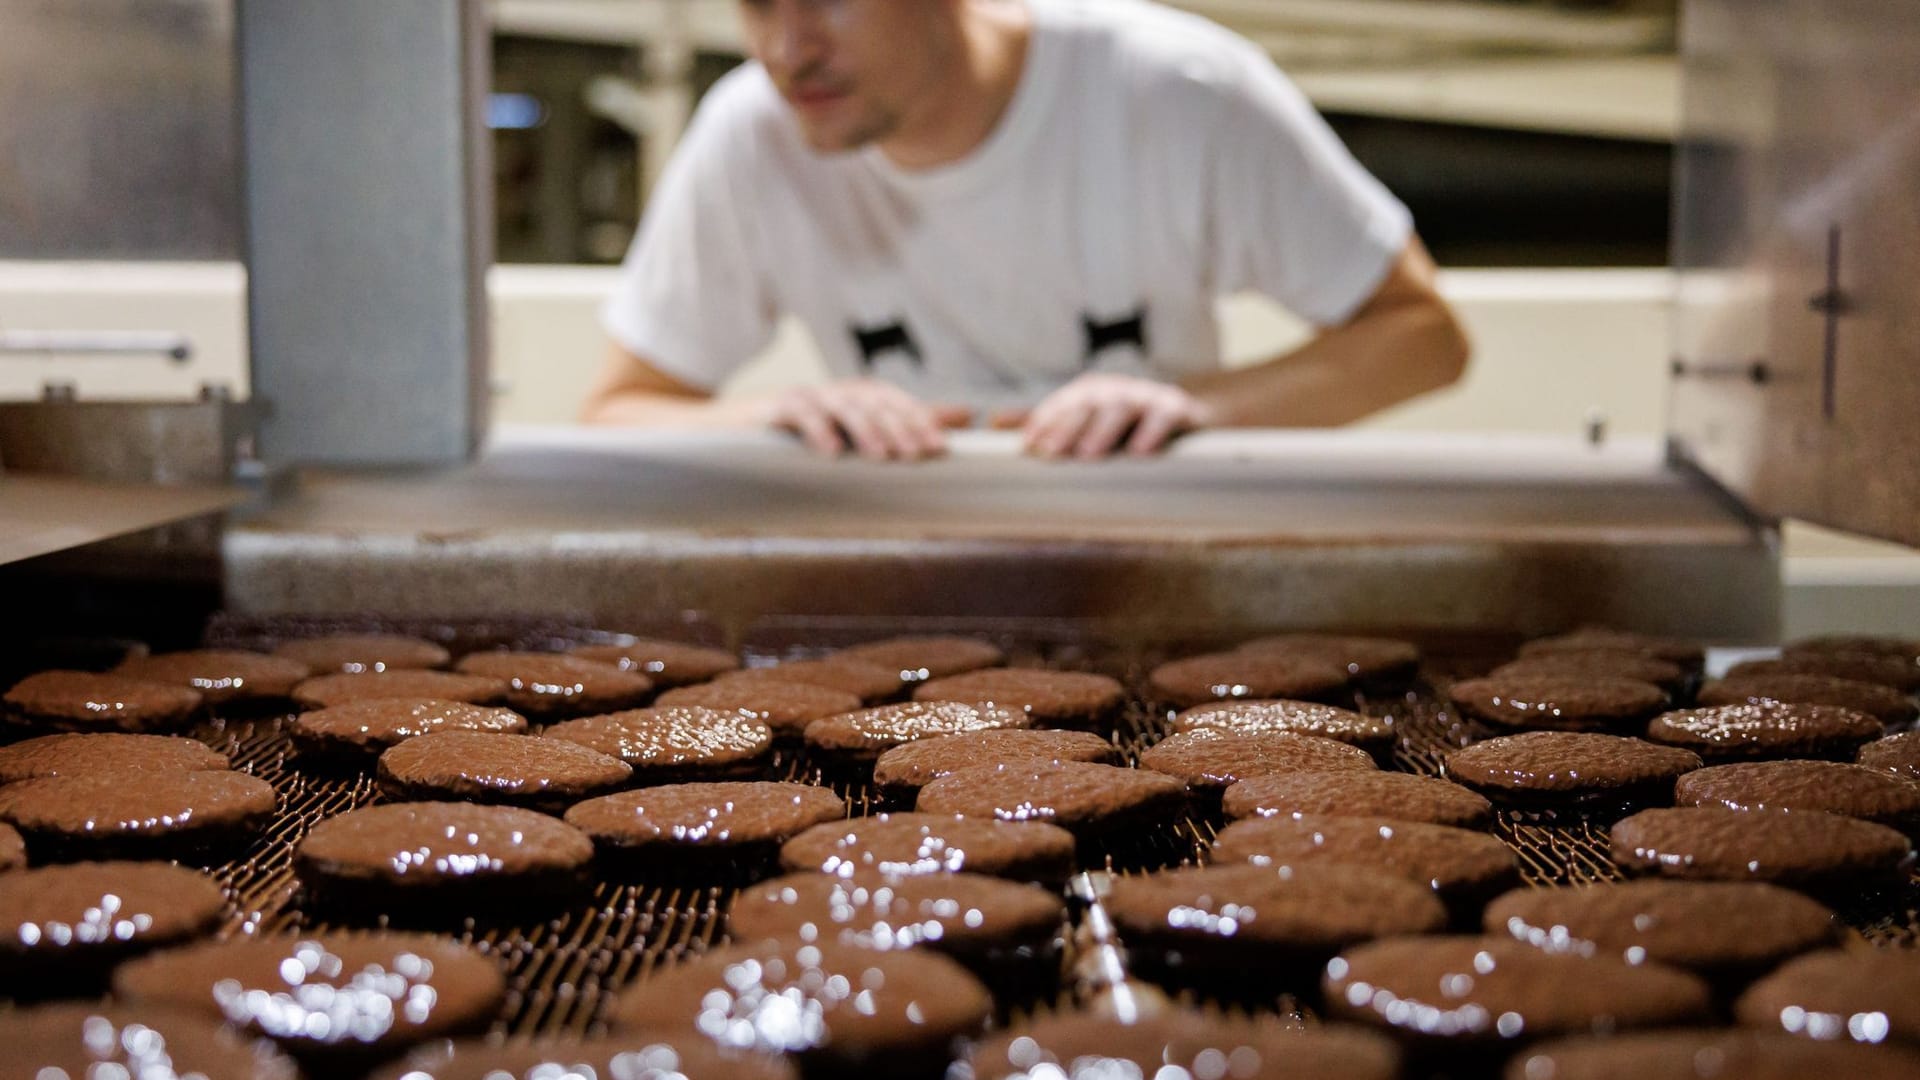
[0,329,192,362]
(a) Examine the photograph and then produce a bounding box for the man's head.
[739,0,966,154]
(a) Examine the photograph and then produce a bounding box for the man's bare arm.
[1181,236,1469,427]
[579,345,763,427]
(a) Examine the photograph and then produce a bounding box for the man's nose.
[761,0,828,76]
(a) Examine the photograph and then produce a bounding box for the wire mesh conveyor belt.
[152,617,1920,1044]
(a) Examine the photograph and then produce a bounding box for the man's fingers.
[776,399,846,457]
[987,408,1028,431]
[827,403,894,460]
[1074,402,1139,460]
[874,407,935,460]
[1028,402,1095,458]
[1125,402,1186,456]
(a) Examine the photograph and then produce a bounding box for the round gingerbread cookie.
[1647,701,1885,763]
[114,650,310,709]
[565,781,846,880]
[290,698,528,759]
[376,731,631,813]
[453,652,654,718]
[3,671,203,733]
[1147,652,1349,710]
[293,670,511,710]
[836,635,1006,681]
[542,706,773,783]
[911,668,1125,729]
[272,634,449,674]
[1222,771,1493,829]
[0,732,228,783]
[570,638,740,689]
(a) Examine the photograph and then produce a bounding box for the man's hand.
[1002,373,1215,459]
[765,379,973,461]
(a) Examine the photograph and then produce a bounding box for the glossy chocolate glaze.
[0,1002,298,1080]
[115,650,311,708]
[367,1034,796,1080]
[1860,731,1920,780]
[1107,863,1448,957]
[1508,1029,1920,1080]
[1484,879,1839,976]
[1609,807,1914,890]
[291,699,528,757]
[3,670,204,732]
[1139,729,1377,791]
[1448,674,1669,733]
[915,761,1187,836]
[1697,673,1916,728]
[1324,935,1712,1043]
[114,931,507,1055]
[543,706,772,779]
[293,671,511,710]
[0,732,228,783]
[569,638,741,688]
[0,770,277,856]
[1445,731,1703,802]
[805,701,1030,761]
[1222,771,1493,829]
[728,870,1066,959]
[453,653,654,718]
[717,659,905,703]
[0,861,227,986]
[780,812,1075,884]
[565,782,846,850]
[837,635,1006,681]
[654,679,863,740]
[1736,949,1920,1046]
[1147,652,1349,709]
[873,729,1120,793]
[376,732,631,811]
[1234,633,1421,682]
[1211,813,1520,905]
[1674,760,1920,834]
[911,668,1124,728]
[1169,699,1395,757]
[966,1011,1402,1080]
[272,634,450,674]
[1648,702,1885,762]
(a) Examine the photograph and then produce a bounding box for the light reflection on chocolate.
[780,812,1075,884]
[728,871,1064,957]
[1736,950,1920,1047]
[0,1002,299,1080]
[297,802,592,883]
[113,932,506,1052]
[566,782,846,851]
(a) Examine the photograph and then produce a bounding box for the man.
[583,0,1469,460]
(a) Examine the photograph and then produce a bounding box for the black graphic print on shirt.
[850,319,924,371]
[1082,305,1149,366]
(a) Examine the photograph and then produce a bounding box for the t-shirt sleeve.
[601,74,778,392]
[1200,49,1413,327]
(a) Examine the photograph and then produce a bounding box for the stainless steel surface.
[1669,0,1920,549]
[224,429,1780,641]
[0,475,244,566]
[239,0,492,466]
[0,397,262,485]
[0,0,239,259]
[0,329,193,362]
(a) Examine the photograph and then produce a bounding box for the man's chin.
[796,124,877,155]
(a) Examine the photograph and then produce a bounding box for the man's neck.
[877,1,1033,171]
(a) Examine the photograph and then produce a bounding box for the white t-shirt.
[604,0,1412,411]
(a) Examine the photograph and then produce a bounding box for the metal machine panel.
[1669,0,1920,548]
[238,0,492,465]
[0,0,239,259]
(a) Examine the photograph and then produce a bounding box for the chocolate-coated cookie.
[1674,760,1920,835]
[965,1011,1402,1080]
[0,1003,298,1080]
[367,1035,796,1080]
[604,939,992,1074]
[376,731,632,812]
[1169,699,1396,758]
[1485,880,1839,980]
[293,670,511,710]
[1860,731,1920,781]
[1785,635,1920,663]
[543,706,773,782]
[1448,674,1669,733]
[1610,807,1914,892]
[1445,731,1702,806]
[1147,652,1349,709]
[1211,813,1520,915]
[296,802,594,918]
[290,699,528,759]
[565,781,846,879]
[0,822,23,872]
[453,653,654,718]
[873,728,1120,798]
[272,634,450,674]
[916,761,1187,842]
[1736,949,1920,1046]
[837,635,1006,681]
[1167,699,1397,757]
[728,871,1066,977]
[0,861,227,995]
[1729,653,1920,692]
[654,678,863,740]
[114,931,506,1060]
[1234,633,1421,684]
[1324,936,1712,1045]
[1139,729,1376,798]
[3,670,204,733]
[0,770,277,862]
[719,659,905,703]
[1222,771,1493,829]
[912,668,1125,730]
[1490,651,1689,695]
[1106,864,1447,992]
[1507,1029,1920,1080]
[570,637,741,688]
[780,811,1075,885]
[1647,702,1885,763]
[804,701,1030,764]
[1698,673,1916,728]
[114,650,310,709]
[1520,629,1706,670]
[0,732,228,783]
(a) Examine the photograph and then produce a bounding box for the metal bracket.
[1807,224,1849,420]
